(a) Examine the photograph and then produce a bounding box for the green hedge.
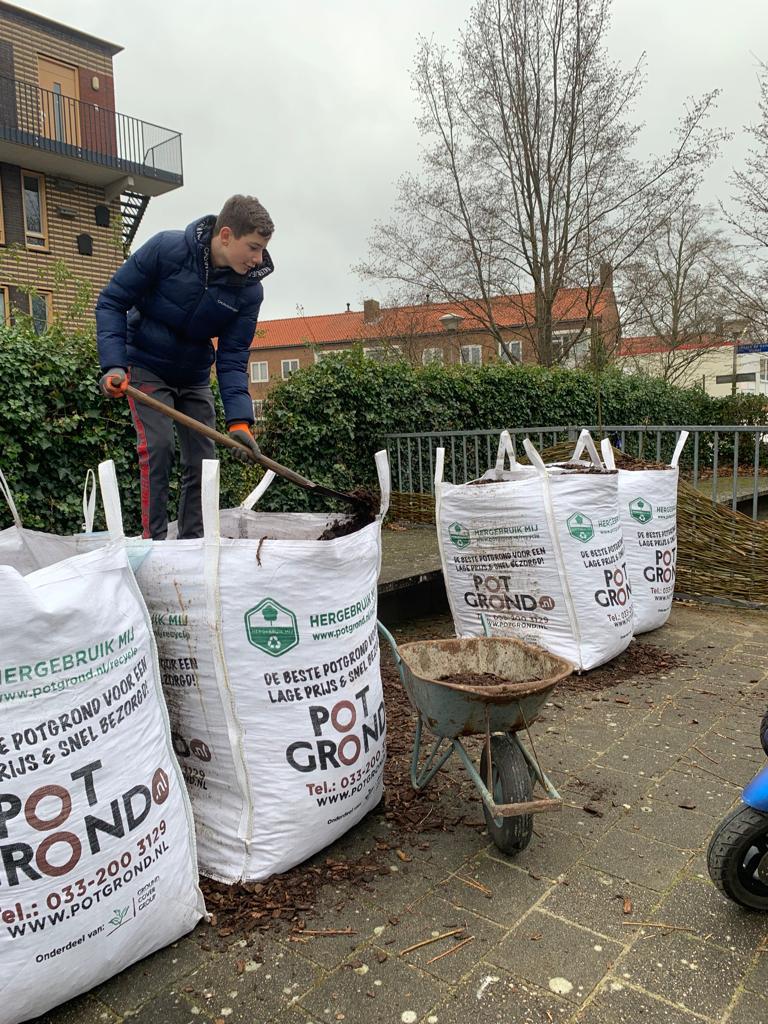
[0,323,259,533]
[2,331,767,531]
[258,351,768,508]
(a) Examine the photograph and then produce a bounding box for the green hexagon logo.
[448,521,471,549]
[629,497,653,524]
[245,598,299,657]
[567,512,594,543]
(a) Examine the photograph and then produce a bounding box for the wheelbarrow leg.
[411,714,454,791]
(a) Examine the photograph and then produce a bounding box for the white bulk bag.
[0,468,108,574]
[599,433,688,634]
[0,519,204,1024]
[100,454,390,883]
[436,433,633,670]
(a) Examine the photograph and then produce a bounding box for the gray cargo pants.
[127,365,216,540]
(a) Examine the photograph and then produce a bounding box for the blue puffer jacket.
[96,215,273,424]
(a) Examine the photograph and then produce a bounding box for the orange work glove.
[228,422,261,462]
[99,367,129,398]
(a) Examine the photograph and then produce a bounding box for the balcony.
[0,74,182,197]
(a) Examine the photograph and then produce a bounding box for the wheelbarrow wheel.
[480,734,533,855]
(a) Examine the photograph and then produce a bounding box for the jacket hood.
[187,215,274,285]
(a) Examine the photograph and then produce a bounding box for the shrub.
[0,322,258,533]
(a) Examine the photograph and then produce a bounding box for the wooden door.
[38,57,80,147]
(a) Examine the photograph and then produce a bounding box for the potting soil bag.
[599,433,688,634]
[0,468,108,574]
[100,454,390,883]
[0,526,204,1024]
[436,433,633,670]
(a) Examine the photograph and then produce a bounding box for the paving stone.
[540,864,660,941]
[547,799,625,841]
[648,767,740,819]
[34,994,119,1024]
[488,909,623,1004]
[576,979,705,1023]
[437,851,550,924]
[297,944,447,1023]
[384,895,506,983]
[741,946,768,994]
[594,740,688,780]
[619,930,750,1017]
[364,859,443,915]
[696,727,765,765]
[123,989,216,1023]
[620,801,717,850]
[412,823,492,875]
[584,825,690,892]
[92,936,206,1014]
[287,899,393,969]
[651,875,768,949]
[426,964,571,1023]
[728,987,768,1024]
[182,938,323,1022]
[560,763,656,809]
[487,818,588,880]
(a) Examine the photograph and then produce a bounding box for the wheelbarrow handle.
[123,384,366,509]
[376,621,402,668]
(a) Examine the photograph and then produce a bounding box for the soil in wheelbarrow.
[438,670,540,687]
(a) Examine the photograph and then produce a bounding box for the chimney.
[599,262,613,289]
[363,299,381,323]
[346,302,350,312]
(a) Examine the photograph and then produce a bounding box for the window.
[364,345,401,362]
[422,347,444,366]
[760,357,768,384]
[498,339,522,364]
[30,291,52,334]
[250,359,268,383]
[0,286,8,325]
[552,331,589,367]
[461,345,482,365]
[252,399,264,421]
[0,179,5,245]
[314,349,337,363]
[281,358,300,378]
[22,171,48,249]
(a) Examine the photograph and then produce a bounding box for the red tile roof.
[251,287,611,351]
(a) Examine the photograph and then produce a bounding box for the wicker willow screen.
[387,440,768,606]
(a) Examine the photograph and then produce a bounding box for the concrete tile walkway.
[38,602,768,1024]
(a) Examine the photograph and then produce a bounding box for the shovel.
[123,383,368,510]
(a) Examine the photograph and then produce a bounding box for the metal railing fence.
[0,74,182,182]
[382,425,768,520]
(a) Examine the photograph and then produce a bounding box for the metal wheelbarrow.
[378,623,573,854]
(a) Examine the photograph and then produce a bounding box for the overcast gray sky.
[19,0,768,319]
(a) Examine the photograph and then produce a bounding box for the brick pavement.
[37,603,768,1024]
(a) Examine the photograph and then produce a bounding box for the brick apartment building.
[0,1,182,330]
[247,284,619,419]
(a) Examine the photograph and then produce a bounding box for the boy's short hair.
[214,195,274,239]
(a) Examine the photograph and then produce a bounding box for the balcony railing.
[0,74,182,186]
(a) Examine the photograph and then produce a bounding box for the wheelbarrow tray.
[395,635,573,738]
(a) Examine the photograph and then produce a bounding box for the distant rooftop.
[252,287,611,351]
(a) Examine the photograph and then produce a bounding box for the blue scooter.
[707,711,768,910]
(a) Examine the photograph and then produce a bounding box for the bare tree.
[617,203,739,384]
[722,59,768,334]
[356,0,725,365]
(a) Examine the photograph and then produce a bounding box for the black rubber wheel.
[707,803,768,910]
[479,734,533,855]
[760,709,768,757]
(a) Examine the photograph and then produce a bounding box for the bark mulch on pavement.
[200,619,685,940]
